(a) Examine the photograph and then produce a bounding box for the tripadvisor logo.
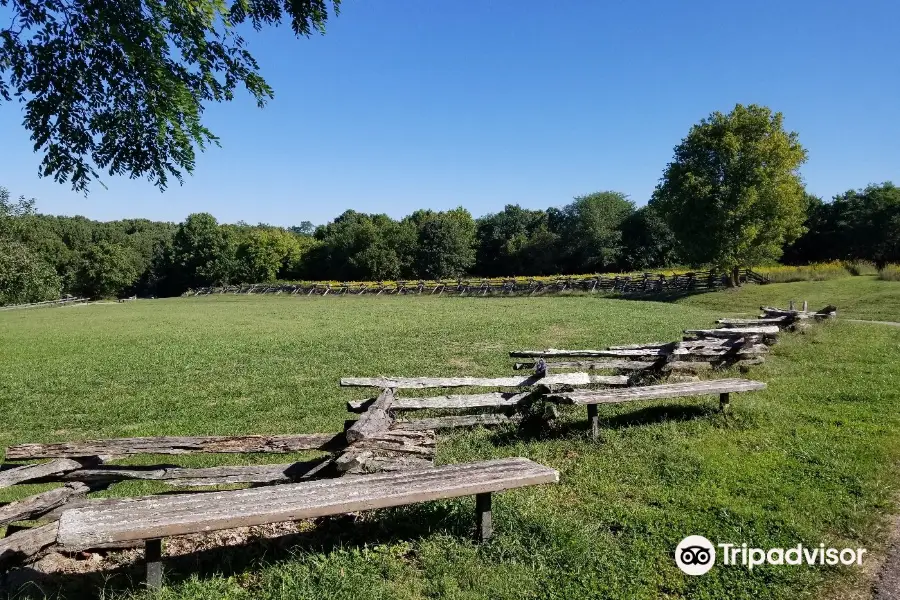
[675,535,867,576]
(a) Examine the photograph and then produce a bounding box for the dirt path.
[847,319,900,327]
[875,515,900,600]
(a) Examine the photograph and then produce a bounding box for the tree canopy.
[784,182,900,268]
[650,104,808,275]
[0,0,340,192]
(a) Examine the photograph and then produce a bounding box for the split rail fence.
[185,269,767,298]
[0,301,834,589]
[0,297,88,311]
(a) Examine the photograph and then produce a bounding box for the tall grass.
[879,264,900,281]
[844,260,880,276]
[753,261,850,283]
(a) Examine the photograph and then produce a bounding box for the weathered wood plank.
[335,448,434,475]
[57,458,560,549]
[49,458,335,487]
[513,360,658,371]
[340,373,627,388]
[760,307,811,319]
[346,388,395,443]
[0,483,90,527]
[549,378,766,405]
[5,434,346,460]
[0,522,59,569]
[509,349,664,358]
[0,458,88,488]
[348,392,530,414]
[684,326,780,337]
[41,496,134,523]
[661,361,712,373]
[606,342,672,350]
[393,414,511,431]
[716,317,789,327]
[334,449,372,473]
[348,430,436,456]
[671,343,769,357]
[341,454,434,475]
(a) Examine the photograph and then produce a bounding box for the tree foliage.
[236,227,311,282]
[76,241,140,298]
[0,239,60,304]
[409,208,476,279]
[0,186,60,303]
[476,205,554,276]
[0,0,339,191]
[2,166,897,304]
[650,104,808,271]
[555,191,634,273]
[785,182,900,268]
[619,206,678,271]
[170,213,233,289]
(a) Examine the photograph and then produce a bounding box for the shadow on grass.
[609,289,717,304]
[489,403,718,446]
[3,502,471,599]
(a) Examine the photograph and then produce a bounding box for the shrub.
[754,262,850,283]
[843,260,879,276]
[878,265,900,281]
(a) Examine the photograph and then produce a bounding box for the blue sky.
[1,0,898,226]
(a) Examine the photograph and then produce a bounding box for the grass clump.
[754,261,851,283]
[843,260,879,276]
[878,264,900,281]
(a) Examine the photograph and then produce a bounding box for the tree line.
[1,104,898,304]
[1,181,897,305]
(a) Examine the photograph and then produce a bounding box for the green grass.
[1,277,900,599]
[675,275,900,322]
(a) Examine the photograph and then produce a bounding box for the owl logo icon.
[675,535,716,575]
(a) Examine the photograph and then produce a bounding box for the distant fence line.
[0,296,89,311]
[184,269,769,298]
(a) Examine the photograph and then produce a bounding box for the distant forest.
[1,182,897,304]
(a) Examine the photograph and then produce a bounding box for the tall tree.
[307,211,414,281]
[650,104,808,283]
[235,228,309,282]
[0,0,339,192]
[619,205,678,271]
[170,213,233,289]
[475,205,550,276]
[409,208,476,279]
[76,241,141,298]
[556,192,634,273]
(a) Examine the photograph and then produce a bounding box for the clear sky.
[1,0,898,226]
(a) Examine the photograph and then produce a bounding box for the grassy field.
[1,277,900,599]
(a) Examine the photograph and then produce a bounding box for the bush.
[878,265,900,281]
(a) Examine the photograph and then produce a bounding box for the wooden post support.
[587,404,599,440]
[475,492,492,542]
[719,392,730,412]
[145,538,163,590]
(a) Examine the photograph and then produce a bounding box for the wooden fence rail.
[0,297,88,311]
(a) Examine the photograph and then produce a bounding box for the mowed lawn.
[1,277,899,599]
